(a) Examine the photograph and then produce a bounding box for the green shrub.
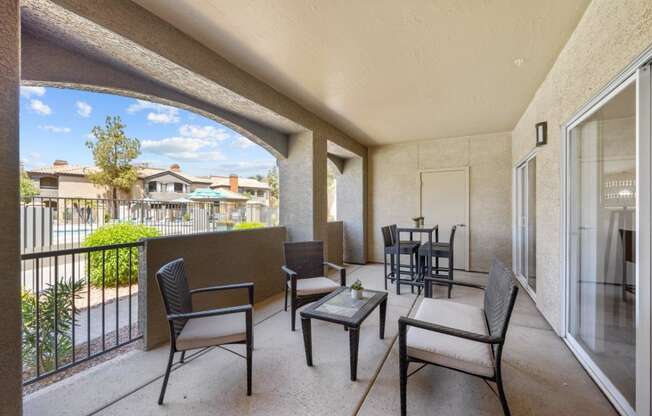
[234,221,265,230]
[22,278,84,374]
[83,223,159,287]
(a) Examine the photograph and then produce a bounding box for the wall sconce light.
[535,121,547,147]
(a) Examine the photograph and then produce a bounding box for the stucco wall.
[140,227,287,349]
[279,131,328,245]
[57,175,133,199]
[511,0,652,333]
[337,157,367,264]
[327,221,344,266]
[0,1,22,414]
[368,132,512,272]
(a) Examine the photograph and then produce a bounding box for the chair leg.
[291,300,297,331]
[284,283,288,311]
[399,323,408,416]
[496,369,511,416]
[158,347,175,405]
[180,351,186,364]
[447,255,454,299]
[410,253,414,294]
[246,312,253,396]
[384,253,388,290]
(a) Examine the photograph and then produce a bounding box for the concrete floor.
[24,264,618,416]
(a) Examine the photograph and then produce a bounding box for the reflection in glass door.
[567,79,637,414]
[516,155,536,295]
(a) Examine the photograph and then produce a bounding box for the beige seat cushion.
[406,298,494,377]
[288,277,339,296]
[176,313,246,351]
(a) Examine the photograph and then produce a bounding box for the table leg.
[396,231,401,296]
[427,231,433,298]
[379,299,387,340]
[301,317,312,366]
[349,327,359,381]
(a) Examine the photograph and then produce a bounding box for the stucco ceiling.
[132,0,590,146]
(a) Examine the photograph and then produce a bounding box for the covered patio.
[2,1,652,416]
[24,264,615,416]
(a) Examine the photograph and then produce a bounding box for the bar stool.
[419,225,457,298]
[382,225,420,292]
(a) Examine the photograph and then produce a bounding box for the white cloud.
[39,125,71,133]
[30,99,52,115]
[211,160,276,176]
[127,99,179,124]
[233,135,254,149]
[141,137,223,161]
[175,151,224,161]
[179,124,229,141]
[20,86,46,98]
[147,111,179,124]
[76,101,92,118]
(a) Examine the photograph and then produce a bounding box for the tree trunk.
[112,187,119,220]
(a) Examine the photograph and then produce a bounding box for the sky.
[19,86,277,178]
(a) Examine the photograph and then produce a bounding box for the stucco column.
[279,131,328,245]
[0,1,23,414]
[337,156,367,264]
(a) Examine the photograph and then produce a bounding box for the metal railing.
[21,241,143,385]
[20,196,279,252]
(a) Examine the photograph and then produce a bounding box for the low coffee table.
[299,286,388,381]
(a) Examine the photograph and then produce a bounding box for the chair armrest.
[425,277,485,291]
[323,261,344,271]
[281,265,297,278]
[190,282,254,306]
[398,316,500,344]
[324,262,346,286]
[168,304,252,321]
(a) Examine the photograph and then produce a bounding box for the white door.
[419,169,468,270]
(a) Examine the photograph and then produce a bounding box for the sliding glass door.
[515,155,536,296]
[565,65,651,416]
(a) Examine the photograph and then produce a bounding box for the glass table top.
[314,288,378,318]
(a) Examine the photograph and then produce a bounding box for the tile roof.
[209,175,270,189]
[26,164,212,184]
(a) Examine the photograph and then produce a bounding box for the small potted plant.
[350,279,364,300]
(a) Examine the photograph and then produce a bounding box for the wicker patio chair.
[282,240,346,331]
[382,225,420,292]
[399,258,519,416]
[155,258,254,404]
[419,225,457,298]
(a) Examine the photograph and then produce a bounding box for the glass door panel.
[516,156,536,294]
[568,81,637,411]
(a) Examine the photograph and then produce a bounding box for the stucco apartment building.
[26,160,271,206]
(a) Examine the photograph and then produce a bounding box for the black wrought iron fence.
[20,196,277,253]
[20,241,143,385]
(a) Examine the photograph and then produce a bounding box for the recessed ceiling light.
[513,58,525,67]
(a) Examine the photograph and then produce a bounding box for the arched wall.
[21,31,289,160]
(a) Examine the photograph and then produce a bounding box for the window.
[174,183,184,193]
[147,181,157,192]
[39,177,58,189]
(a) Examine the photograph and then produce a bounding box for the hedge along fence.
[233,221,265,230]
[83,223,160,287]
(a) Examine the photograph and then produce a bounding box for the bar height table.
[394,224,438,296]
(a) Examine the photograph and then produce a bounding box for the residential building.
[209,174,271,206]
[25,161,259,203]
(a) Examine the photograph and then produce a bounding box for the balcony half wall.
[139,226,287,349]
